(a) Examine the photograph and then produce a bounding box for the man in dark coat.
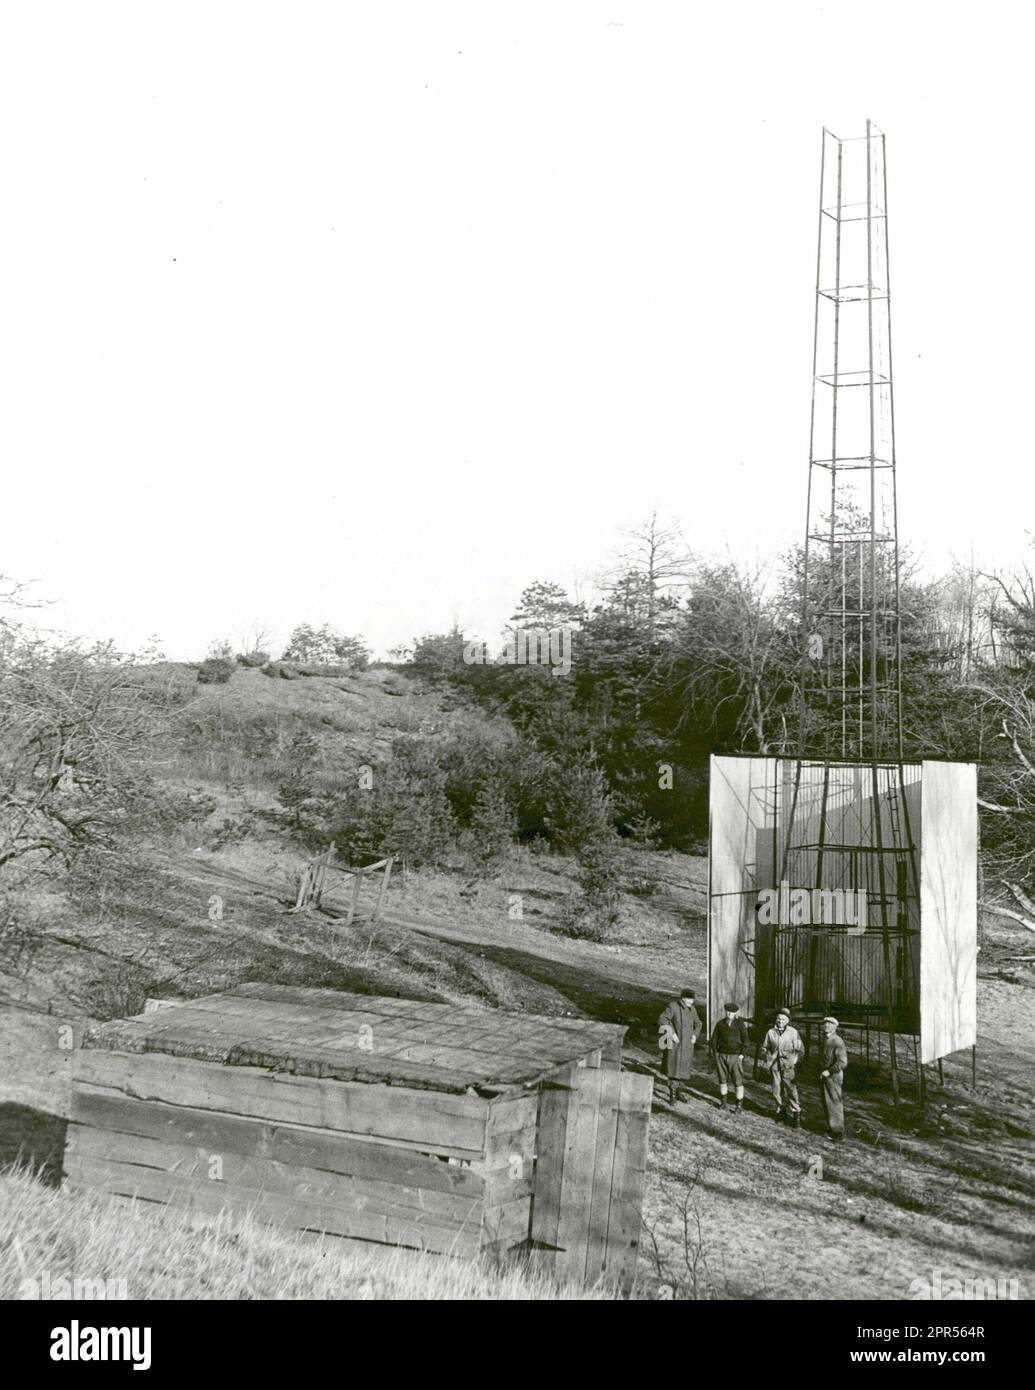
[657,989,702,1105]
[710,1001,751,1111]
[820,1016,848,1141]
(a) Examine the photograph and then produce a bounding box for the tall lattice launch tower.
[798,120,902,762]
[782,122,920,1100]
[707,126,978,1109]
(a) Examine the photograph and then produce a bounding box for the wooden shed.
[66,984,653,1288]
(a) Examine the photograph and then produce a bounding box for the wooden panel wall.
[530,1067,652,1291]
[476,1092,538,1254]
[73,1048,489,1156]
[67,1048,495,1256]
[64,1090,487,1256]
[708,755,778,1023]
[920,761,978,1064]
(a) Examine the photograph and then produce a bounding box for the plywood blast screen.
[708,756,976,1071]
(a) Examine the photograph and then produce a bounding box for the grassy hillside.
[1,662,1033,1300]
[0,662,706,1028]
[0,1169,608,1301]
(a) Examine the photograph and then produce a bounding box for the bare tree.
[670,558,792,753]
[609,508,692,639]
[963,550,1035,914]
[937,553,997,680]
[0,630,162,875]
[237,621,275,658]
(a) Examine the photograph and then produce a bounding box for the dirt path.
[384,907,696,1030]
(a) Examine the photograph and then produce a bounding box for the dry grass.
[0,1168,612,1301]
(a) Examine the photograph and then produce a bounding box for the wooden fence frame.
[289,844,395,924]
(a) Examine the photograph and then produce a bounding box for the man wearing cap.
[657,988,702,1105]
[820,1016,848,1142]
[710,1001,751,1111]
[762,1008,805,1126]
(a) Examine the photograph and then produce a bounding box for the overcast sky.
[1,2,1032,660]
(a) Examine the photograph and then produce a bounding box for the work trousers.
[821,1072,844,1135]
[771,1066,801,1116]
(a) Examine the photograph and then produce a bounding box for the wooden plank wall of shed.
[67,1048,493,1257]
[476,1092,539,1252]
[72,1049,490,1151]
[476,1044,624,1255]
[529,1066,652,1290]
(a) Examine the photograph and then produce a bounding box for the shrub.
[431,729,551,844]
[558,905,610,943]
[544,761,616,853]
[282,624,370,669]
[626,813,662,849]
[468,780,518,865]
[135,662,199,709]
[158,787,218,829]
[196,657,234,685]
[373,744,459,867]
[277,732,321,823]
[557,785,626,939]
[206,814,257,851]
[237,649,270,668]
[577,837,624,921]
[0,640,171,878]
[410,627,468,678]
[322,741,459,868]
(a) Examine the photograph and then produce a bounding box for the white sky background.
[1,1,1032,660]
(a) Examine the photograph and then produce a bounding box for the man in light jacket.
[762,1008,805,1127]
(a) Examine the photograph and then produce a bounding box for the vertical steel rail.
[830,138,844,750]
[866,119,880,761]
[880,128,905,761]
[800,130,828,757]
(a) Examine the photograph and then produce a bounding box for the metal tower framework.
[799,120,902,761]
[776,123,922,1102]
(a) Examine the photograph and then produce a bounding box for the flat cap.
[724,1001,739,1012]
[822,1015,840,1027]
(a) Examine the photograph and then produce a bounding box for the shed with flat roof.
[66,983,653,1288]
